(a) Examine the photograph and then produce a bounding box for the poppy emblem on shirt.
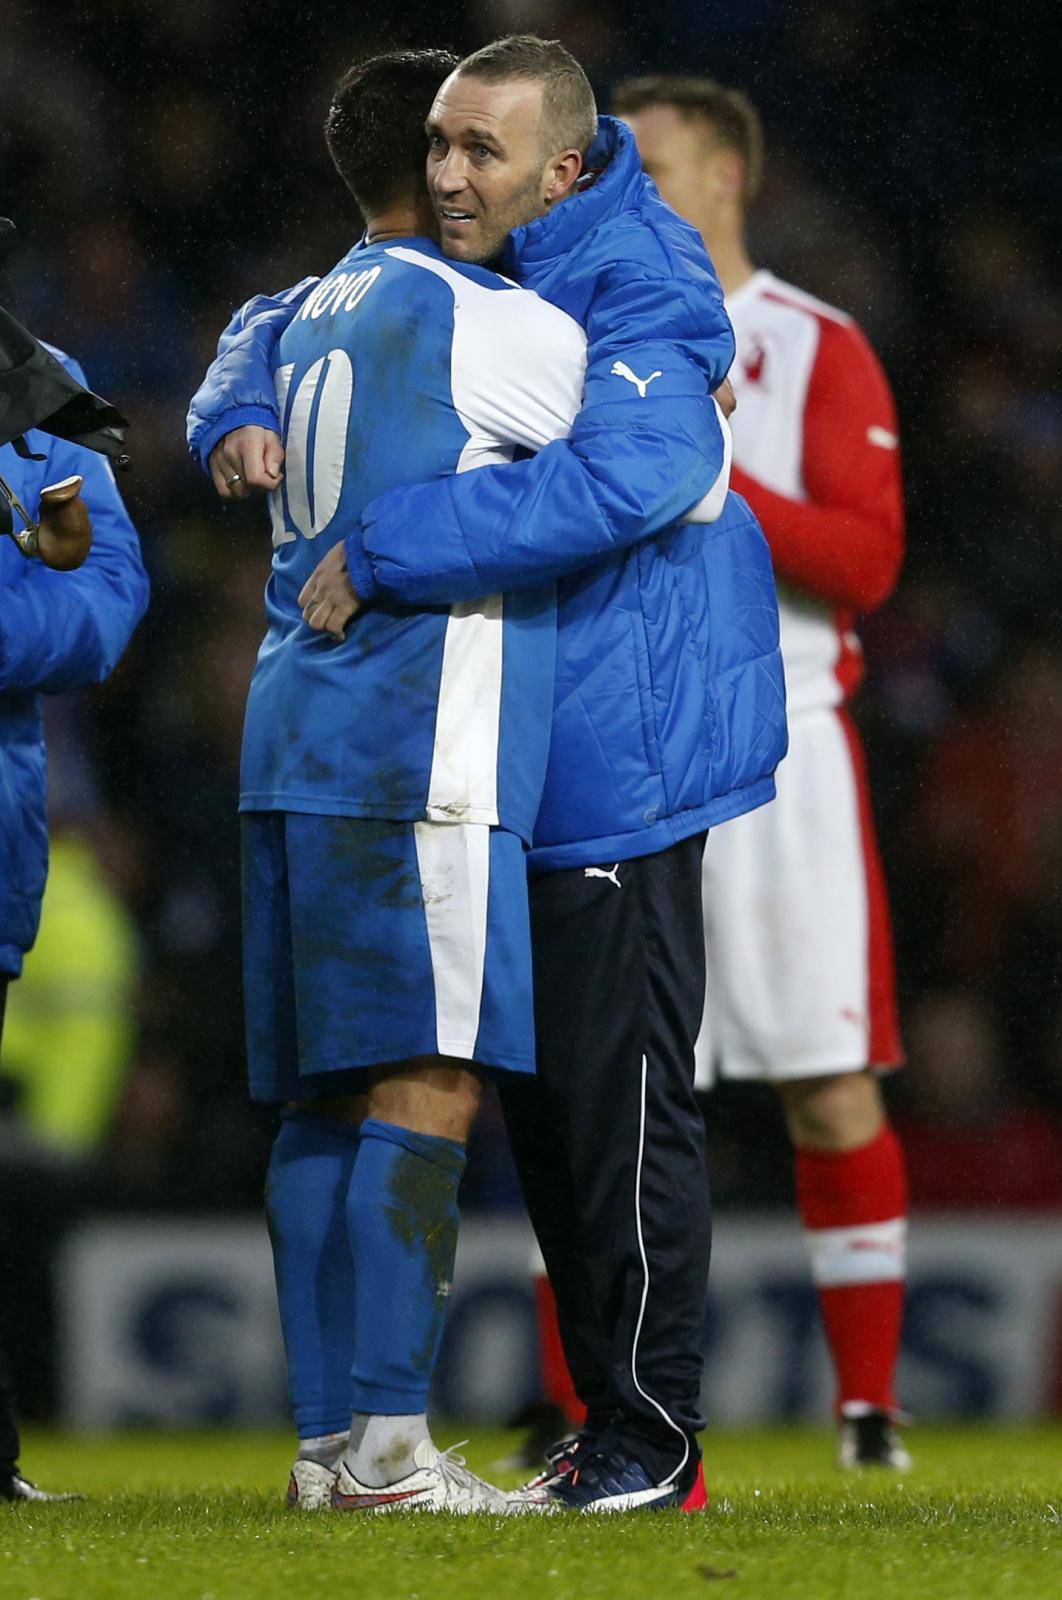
[742,337,767,386]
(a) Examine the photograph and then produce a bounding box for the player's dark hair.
[326,49,459,216]
[457,35,598,157]
[612,75,765,207]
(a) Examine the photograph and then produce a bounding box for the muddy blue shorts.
[241,813,536,1102]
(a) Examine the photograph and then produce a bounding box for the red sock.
[795,1124,908,1416]
[534,1273,586,1428]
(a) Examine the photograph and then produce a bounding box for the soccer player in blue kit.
[231,50,587,1514]
[191,39,786,1514]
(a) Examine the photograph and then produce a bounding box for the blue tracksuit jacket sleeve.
[0,366,149,693]
[351,268,735,606]
[185,277,317,471]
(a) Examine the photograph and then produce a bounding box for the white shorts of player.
[695,706,901,1089]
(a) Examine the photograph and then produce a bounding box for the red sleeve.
[730,315,905,612]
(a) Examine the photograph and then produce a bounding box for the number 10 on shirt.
[270,349,354,547]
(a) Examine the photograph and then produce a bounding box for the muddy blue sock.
[265,1111,360,1438]
[346,1118,466,1415]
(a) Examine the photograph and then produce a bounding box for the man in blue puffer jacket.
[188,37,786,1511]
[0,338,148,1502]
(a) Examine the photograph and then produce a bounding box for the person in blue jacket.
[189,36,786,1512]
[0,340,148,1502]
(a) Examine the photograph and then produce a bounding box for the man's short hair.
[457,35,598,158]
[612,75,764,206]
[326,49,459,215]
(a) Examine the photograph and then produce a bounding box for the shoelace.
[523,1434,584,1492]
[547,1433,583,1468]
[433,1442,508,1509]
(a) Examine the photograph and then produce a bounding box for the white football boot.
[331,1438,550,1515]
[286,1458,339,1510]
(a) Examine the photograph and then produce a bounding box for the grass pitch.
[2,1424,1057,1600]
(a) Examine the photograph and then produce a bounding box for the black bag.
[0,215,130,466]
[0,218,130,555]
[0,303,130,466]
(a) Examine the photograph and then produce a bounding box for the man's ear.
[709,148,745,204]
[544,149,584,206]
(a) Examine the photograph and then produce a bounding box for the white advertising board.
[58,1213,1062,1428]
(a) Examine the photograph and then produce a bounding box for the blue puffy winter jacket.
[0,348,148,976]
[187,117,786,870]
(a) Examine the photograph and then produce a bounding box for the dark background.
[1,0,1059,1411]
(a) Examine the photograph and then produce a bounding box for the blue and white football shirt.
[239,237,586,842]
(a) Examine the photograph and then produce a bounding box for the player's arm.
[342,270,734,606]
[296,288,592,640]
[185,277,317,479]
[729,317,904,612]
[0,362,149,693]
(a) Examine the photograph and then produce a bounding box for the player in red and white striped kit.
[595,76,908,1469]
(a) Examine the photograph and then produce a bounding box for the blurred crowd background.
[1,0,1059,1407]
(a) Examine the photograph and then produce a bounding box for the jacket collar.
[505,116,644,274]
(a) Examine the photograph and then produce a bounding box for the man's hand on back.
[713,377,736,419]
[298,542,363,641]
[208,426,285,500]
